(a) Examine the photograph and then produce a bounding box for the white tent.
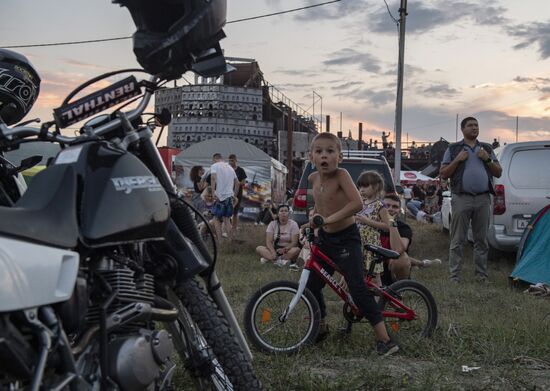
[400,170,434,184]
[174,138,287,219]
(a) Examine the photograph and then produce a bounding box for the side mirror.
[394,184,404,195]
[11,155,42,175]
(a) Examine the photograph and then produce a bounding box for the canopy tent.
[399,170,434,184]
[174,138,287,219]
[510,204,550,286]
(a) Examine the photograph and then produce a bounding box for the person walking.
[210,153,238,240]
[440,116,502,283]
[228,154,247,233]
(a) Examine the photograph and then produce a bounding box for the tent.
[399,170,434,185]
[174,138,287,220]
[510,204,550,285]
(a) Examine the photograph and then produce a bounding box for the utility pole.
[455,114,458,141]
[516,116,519,142]
[286,107,293,187]
[393,0,407,185]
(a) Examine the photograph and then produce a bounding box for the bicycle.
[244,215,438,354]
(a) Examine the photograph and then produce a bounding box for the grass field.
[186,220,550,390]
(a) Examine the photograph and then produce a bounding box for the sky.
[1,0,549,146]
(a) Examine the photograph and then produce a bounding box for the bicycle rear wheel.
[379,279,437,340]
[244,280,321,354]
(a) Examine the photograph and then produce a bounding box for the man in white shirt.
[210,153,238,239]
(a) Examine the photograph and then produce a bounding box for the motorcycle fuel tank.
[53,142,170,246]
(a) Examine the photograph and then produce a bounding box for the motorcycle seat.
[0,164,79,248]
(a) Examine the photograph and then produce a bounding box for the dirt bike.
[0,71,261,390]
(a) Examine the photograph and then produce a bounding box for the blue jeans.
[213,197,233,218]
[406,200,422,217]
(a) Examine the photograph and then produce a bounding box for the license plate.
[243,207,259,214]
[516,219,529,230]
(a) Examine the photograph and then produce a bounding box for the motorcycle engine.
[82,261,174,389]
[109,329,174,391]
[87,267,155,331]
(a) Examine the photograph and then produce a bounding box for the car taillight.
[294,189,307,209]
[493,184,506,215]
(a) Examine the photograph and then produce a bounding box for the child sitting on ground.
[196,186,216,237]
[305,132,398,356]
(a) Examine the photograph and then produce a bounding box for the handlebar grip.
[312,215,324,226]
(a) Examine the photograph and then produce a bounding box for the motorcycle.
[0,70,261,390]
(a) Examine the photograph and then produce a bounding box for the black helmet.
[115,0,231,80]
[0,49,41,125]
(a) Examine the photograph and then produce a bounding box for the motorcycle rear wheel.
[166,279,261,390]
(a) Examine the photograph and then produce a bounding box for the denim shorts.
[213,197,234,218]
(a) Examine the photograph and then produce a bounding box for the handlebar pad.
[312,215,324,226]
[53,76,141,128]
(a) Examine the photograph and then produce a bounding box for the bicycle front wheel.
[379,279,437,340]
[244,280,321,354]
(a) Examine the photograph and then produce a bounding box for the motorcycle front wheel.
[165,279,261,390]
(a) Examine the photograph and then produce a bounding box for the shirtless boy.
[306,132,398,356]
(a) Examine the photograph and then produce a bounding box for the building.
[155,83,276,154]
[154,58,318,158]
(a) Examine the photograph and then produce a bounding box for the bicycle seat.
[364,244,400,259]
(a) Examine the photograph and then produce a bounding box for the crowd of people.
[403,179,446,223]
[174,115,502,357]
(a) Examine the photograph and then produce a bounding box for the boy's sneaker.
[422,258,442,267]
[289,263,300,271]
[274,258,289,267]
[315,322,330,342]
[376,339,399,356]
[259,257,269,264]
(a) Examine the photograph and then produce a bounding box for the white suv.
[488,141,550,252]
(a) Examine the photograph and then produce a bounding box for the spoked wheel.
[379,279,437,341]
[244,280,321,354]
[165,279,261,390]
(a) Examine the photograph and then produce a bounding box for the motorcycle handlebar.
[0,75,158,145]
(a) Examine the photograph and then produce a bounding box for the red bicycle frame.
[304,242,416,322]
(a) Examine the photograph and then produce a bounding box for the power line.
[382,0,399,24]
[1,0,342,49]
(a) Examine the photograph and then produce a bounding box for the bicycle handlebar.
[312,215,324,227]
[0,75,159,146]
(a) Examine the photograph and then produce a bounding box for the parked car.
[489,140,550,252]
[291,150,397,226]
[441,141,550,255]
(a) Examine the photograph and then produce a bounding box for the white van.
[488,141,550,252]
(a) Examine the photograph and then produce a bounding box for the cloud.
[290,0,368,21]
[63,59,109,71]
[507,21,550,59]
[367,1,509,35]
[276,82,314,89]
[419,83,459,98]
[323,48,381,73]
[331,81,363,91]
[272,69,319,78]
[383,64,426,77]
[337,88,395,107]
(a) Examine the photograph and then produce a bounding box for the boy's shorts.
[213,197,234,218]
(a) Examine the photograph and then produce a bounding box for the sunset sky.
[2,0,549,146]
